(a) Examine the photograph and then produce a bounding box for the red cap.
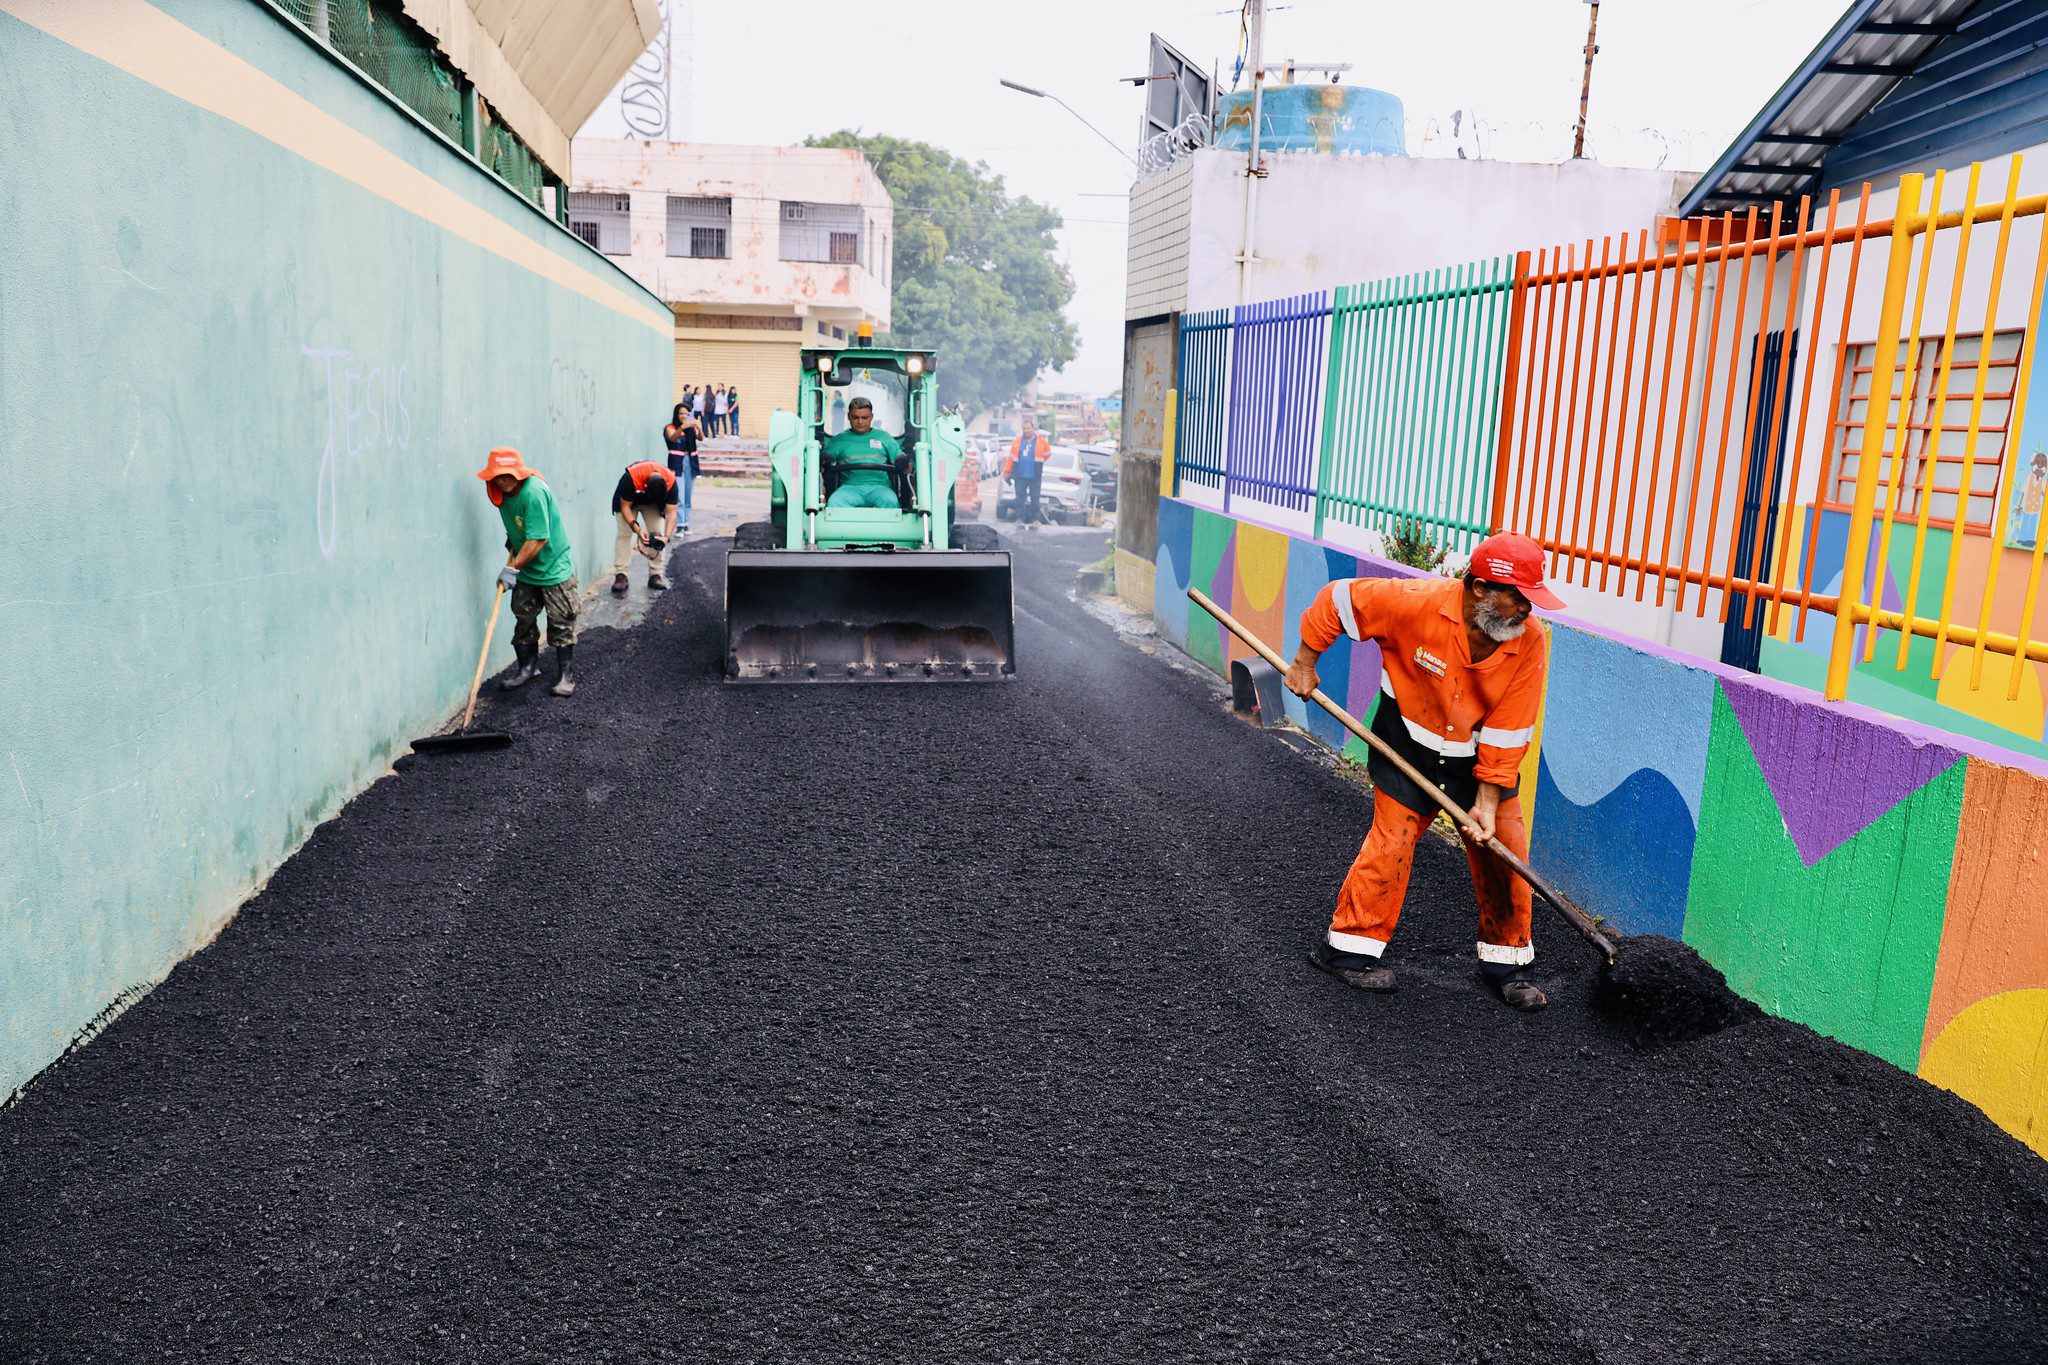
[1469,532,1565,610]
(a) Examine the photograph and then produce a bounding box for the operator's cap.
[1469,532,1565,610]
[476,447,538,483]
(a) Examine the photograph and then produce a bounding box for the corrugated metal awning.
[1681,0,1985,217]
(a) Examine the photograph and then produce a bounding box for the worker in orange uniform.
[1283,531,1562,1011]
[1004,415,1052,525]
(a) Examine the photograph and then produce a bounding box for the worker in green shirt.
[476,446,579,697]
[821,397,904,509]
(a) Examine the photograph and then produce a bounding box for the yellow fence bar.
[1866,169,1945,662]
[1827,173,1925,700]
[1969,214,2048,688]
[1896,163,1984,669]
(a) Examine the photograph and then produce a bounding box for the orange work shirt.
[1300,574,1545,790]
[1004,433,1050,477]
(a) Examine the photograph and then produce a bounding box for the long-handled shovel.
[1188,586,1618,963]
[411,584,515,755]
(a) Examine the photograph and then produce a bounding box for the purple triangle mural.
[1723,681,1961,866]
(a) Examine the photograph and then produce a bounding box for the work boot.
[611,573,628,595]
[648,571,669,591]
[548,645,576,697]
[1308,940,1396,993]
[499,646,541,690]
[1484,968,1548,1012]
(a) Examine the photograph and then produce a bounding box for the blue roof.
[1680,0,2048,217]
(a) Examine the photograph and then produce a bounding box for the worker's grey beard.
[1474,601,1527,642]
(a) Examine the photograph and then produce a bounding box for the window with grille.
[568,192,631,255]
[666,196,731,259]
[1824,330,2023,534]
[779,202,866,265]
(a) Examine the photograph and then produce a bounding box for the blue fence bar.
[1175,307,1234,494]
[1224,291,1331,514]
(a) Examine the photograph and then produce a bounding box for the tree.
[807,131,1078,419]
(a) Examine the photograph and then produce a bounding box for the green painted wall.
[1682,688,1965,1070]
[0,0,671,1099]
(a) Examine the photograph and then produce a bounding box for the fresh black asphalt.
[4,532,2046,1363]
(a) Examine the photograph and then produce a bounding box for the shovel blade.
[411,730,515,754]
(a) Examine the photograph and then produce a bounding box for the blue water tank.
[1213,84,1405,157]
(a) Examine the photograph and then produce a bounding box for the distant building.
[570,140,894,438]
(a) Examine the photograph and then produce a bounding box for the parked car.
[996,445,1092,524]
[1076,442,1118,512]
[969,433,1007,479]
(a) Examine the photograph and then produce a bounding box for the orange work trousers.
[1327,787,1534,970]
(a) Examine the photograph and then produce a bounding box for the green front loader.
[724,345,1016,682]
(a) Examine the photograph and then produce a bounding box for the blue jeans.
[1016,472,1042,522]
[668,455,696,525]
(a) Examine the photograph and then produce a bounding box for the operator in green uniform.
[821,397,904,509]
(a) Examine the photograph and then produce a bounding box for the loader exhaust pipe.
[725,550,1016,682]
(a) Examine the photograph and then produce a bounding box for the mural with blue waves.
[1527,628,1714,938]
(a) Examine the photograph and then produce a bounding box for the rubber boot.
[548,645,576,697]
[499,645,541,691]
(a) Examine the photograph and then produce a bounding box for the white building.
[570,140,893,437]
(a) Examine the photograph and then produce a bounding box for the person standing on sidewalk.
[1006,415,1050,526]
[711,384,730,438]
[477,446,578,698]
[727,387,742,438]
[1283,532,1562,1011]
[665,401,701,532]
[610,459,678,596]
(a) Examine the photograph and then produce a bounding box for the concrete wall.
[0,0,672,1100]
[571,138,892,331]
[1155,495,2048,1160]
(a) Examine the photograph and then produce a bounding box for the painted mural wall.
[1158,495,2048,1159]
[0,0,673,1099]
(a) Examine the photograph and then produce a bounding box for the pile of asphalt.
[1593,933,1764,1048]
[3,536,2045,1363]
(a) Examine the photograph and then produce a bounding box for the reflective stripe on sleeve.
[1476,940,1536,965]
[1331,579,1362,640]
[1329,930,1388,958]
[1477,725,1533,748]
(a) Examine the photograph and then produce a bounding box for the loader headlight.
[907,355,924,375]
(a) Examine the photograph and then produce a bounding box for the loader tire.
[733,521,780,551]
[952,524,1000,553]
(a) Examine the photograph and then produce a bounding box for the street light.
[999,78,1137,170]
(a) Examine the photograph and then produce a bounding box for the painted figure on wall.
[2009,451,2046,550]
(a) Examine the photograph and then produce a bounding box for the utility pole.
[1236,0,1268,305]
[1572,0,1600,160]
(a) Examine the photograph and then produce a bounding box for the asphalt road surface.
[4,533,2045,1364]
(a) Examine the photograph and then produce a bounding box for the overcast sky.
[683,0,1848,395]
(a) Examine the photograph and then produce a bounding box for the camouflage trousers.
[511,577,579,650]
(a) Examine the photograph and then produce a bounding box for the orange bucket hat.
[476,446,539,483]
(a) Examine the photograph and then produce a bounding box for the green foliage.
[807,131,1079,418]
[1382,518,1449,574]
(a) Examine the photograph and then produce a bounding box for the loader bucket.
[725,550,1016,682]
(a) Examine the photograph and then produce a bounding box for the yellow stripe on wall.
[2,0,670,336]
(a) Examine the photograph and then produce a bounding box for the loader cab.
[772,345,961,550]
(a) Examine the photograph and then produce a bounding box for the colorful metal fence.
[1316,259,1514,553]
[1492,165,2048,700]
[1171,157,2048,714]
[1223,291,1330,514]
